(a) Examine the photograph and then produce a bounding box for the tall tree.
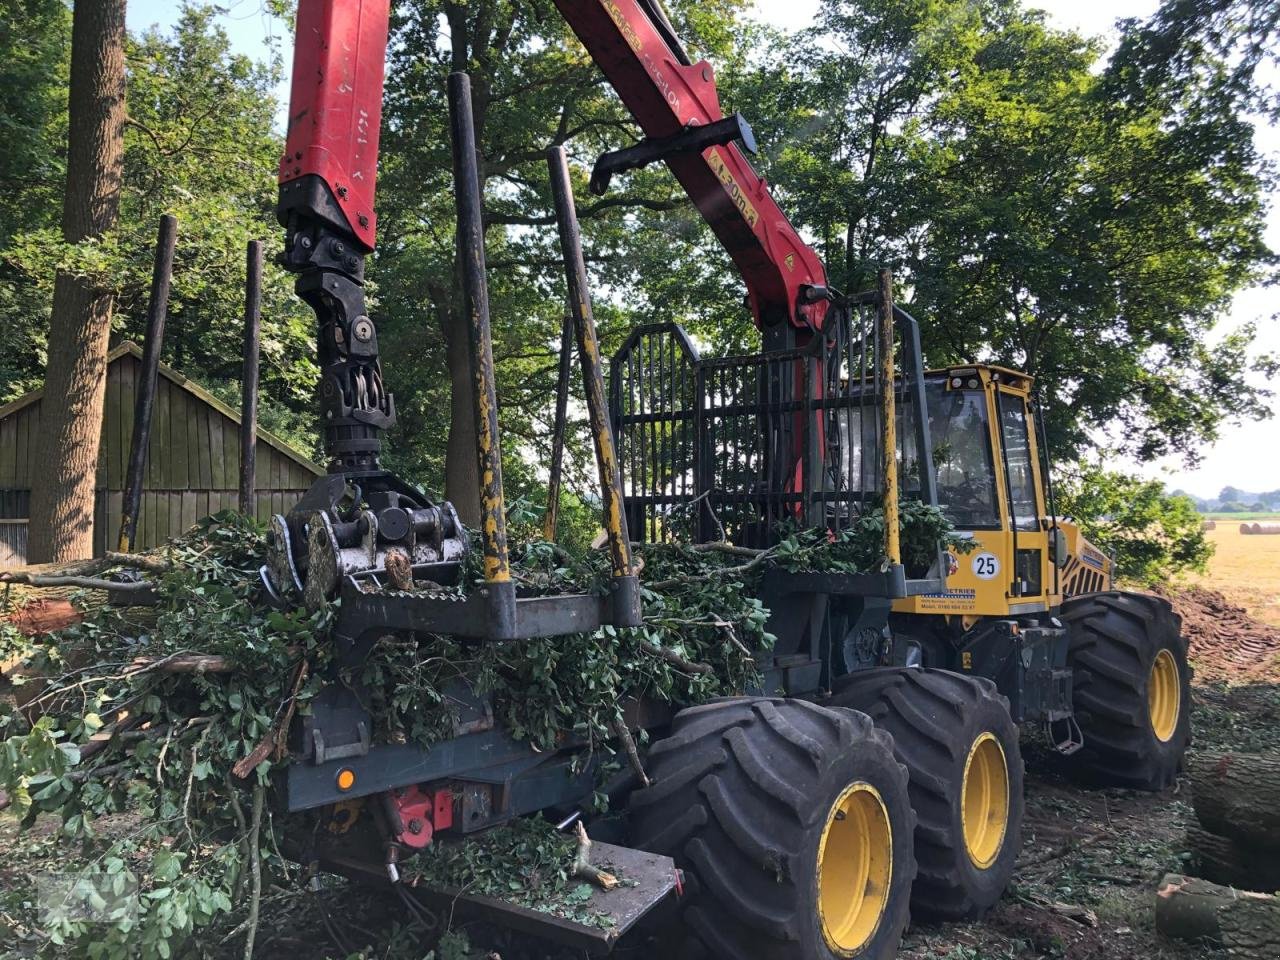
[743,0,1274,465]
[903,6,1274,461]
[28,0,128,562]
[804,0,984,292]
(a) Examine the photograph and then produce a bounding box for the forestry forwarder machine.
[263,0,1193,956]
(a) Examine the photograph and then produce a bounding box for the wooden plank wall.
[0,351,319,561]
[0,397,40,491]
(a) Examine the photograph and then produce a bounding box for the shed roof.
[0,342,322,476]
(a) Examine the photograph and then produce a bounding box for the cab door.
[994,387,1049,608]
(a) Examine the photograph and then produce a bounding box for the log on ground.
[1188,825,1280,892]
[1189,751,1280,849]
[1156,874,1280,957]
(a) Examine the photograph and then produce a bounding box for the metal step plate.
[410,841,678,954]
[320,841,678,954]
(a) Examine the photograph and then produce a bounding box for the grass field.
[1204,511,1280,520]
[1189,521,1280,626]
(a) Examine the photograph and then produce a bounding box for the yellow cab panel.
[894,365,1058,619]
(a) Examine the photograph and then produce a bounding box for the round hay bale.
[1254,522,1280,535]
[1202,519,1217,531]
[1241,523,1255,535]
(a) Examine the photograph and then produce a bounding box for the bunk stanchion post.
[448,72,514,630]
[877,268,901,567]
[118,213,177,552]
[545,144,641,626]
[239,239,263,517]
[544,312,574,541]
[893,303,942,579]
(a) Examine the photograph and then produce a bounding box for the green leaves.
[0,5,319,447]
[0,715,72,819]
[738,0,1274,468]
[358,533,776,758]
[773,499,970,578]
[0,513,319,957]
[1107,0,1280,121]
[1058,464,1213,583]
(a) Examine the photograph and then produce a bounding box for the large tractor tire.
[1059,591,1191,790]
[629,697,915,960]
[827,668,1023,920]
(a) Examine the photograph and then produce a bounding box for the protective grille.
[609,302,933,549]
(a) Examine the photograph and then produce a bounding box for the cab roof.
[925,364,1035,393]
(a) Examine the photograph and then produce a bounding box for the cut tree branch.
[610,718,651,789]
[572,821,618,890]
[125,652,235,676]
[0,572,154,592]
[639,639,712,675]
[242,783,266,960]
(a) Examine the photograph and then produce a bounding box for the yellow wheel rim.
[961,732,1009,869]
[1149,649,1181,743]
[818,782,893,954]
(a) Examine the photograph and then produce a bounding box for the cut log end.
[1156,873,1280,959]
[384,549,413,592]
[5,598,83,636]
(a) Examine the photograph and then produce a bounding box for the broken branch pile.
[0,501,961,958]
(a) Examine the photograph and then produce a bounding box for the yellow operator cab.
[891,364,1113,620]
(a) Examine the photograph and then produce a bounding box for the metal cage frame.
[609,298,943,597]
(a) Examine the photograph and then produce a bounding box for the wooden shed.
[0,342,322,565]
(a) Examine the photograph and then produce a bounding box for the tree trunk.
[1189,751,1280,850]
[1187,825,1280,892]
[27,0,127,563]
[1155,873,1280,957]
[5,598,83,636]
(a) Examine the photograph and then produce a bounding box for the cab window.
[922,381,1000,529]
[998,393,1040,531]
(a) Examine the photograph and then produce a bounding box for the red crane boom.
[550,0,829,331]
[278,0,829,360]
[276,0,837,481]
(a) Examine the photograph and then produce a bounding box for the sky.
[127,0,1280,501]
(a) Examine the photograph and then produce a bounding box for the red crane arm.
[279,0,389,253]
[550,0,828,330]
[278,0,829,332]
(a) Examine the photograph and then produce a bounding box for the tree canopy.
[0,0,1274,513]
[743,0,1275,463]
